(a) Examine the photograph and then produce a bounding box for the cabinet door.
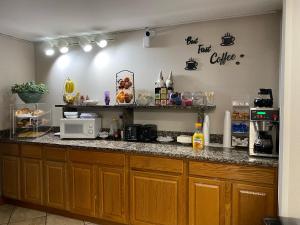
[189,177,226,225]
[232,183,276,225]
[130,171,183,225]
[44,161,67,210]
[98,167,126,223]
[2,156,20,199]
[22,158,43,204]
[69,162,95,217]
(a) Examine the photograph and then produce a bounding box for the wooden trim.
[130,155,184,174]
[3,198,124,225]
[189,161,277,185]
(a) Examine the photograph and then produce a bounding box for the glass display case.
[10,103,52,139]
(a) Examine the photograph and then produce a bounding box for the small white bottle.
[203,114,210,146]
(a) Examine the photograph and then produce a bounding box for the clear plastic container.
[181,92,193,106]
[192,92,207,106]
[10,103,52,139]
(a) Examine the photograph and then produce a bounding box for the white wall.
[279,0,300,218]
[0,34,35,198]
[0,34,35,130]
[35,13,280,133]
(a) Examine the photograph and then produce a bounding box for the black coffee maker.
[249,108,279,158]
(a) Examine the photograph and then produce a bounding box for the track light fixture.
[43,35,111,56]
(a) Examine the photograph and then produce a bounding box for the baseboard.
[3,198,124,225]
[0,197,5,205]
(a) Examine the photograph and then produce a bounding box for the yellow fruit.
[64,78,75,93]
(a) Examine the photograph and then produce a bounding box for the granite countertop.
[0,133,278,168]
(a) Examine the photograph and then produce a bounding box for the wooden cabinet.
[129,156,184,225]
[44,147,68,210]
[189,177,226,225]
[2,156,21,199]
[130,171,183,225]
[1,142,278,225]
[21,158,43,204]
[69,150,127,222]
[20,144,43,205]
[44,161,67,209]
[98,167,126,223]
[232,183,276,225]
[69,162,96,217]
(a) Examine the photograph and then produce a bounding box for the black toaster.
[124,124,157,142]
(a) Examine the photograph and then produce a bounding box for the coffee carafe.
[249,108,279,158]
[254,89,273,108]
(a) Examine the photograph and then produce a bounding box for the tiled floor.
[0,204,100,225]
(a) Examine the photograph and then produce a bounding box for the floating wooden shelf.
[55,104,216,112]
[55,104,216,125]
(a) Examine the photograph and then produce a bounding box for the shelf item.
[116,70,135,104]
[11,103,52,139]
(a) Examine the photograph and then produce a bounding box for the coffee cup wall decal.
[221,33,235,46]
[185,58,198,70]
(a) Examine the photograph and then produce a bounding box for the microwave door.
[64,123,84,136]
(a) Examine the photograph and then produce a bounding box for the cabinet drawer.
[69,150,125,167]
[21,144,42,159]
[130,155,184,174]
[44,146,67,161]
[189,161,276,185]
[0,143,20,156]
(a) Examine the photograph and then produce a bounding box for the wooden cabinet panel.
[2,156,20,199]
[69,162,95,217]
[189,177,226,225]
[0,143,20,156]
[21,144,42,159]
[189,161,276,185]
[130,171,183,225]
[69,150,125,166]
[44,161,67,209]
[130,155,183,174]
[232,183,276,225]
[22,158,43,204]
[98,167,126,223]
[44,147,67,161]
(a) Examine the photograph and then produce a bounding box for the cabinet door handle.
[241,190,266,196]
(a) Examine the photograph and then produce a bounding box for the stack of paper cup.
[223,110,232,148]
[203,114,210,146]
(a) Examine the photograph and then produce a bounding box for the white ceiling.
[0,0,282,41]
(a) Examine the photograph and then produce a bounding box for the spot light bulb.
[45,48,55,56]
[98,39,108,48]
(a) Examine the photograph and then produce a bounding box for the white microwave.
[60,118,101,139]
